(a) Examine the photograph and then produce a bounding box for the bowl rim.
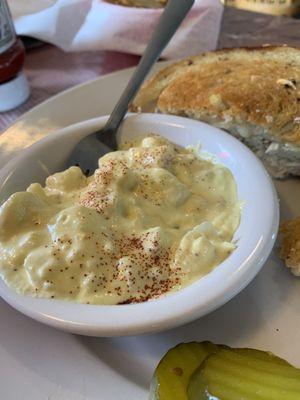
[0,113,279,336]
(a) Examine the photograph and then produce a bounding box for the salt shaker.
[0,0,30,112]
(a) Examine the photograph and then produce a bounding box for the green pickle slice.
[150,342,219,400]
[188,347,300,400]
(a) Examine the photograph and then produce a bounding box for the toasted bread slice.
[106,0,166,7]
[131,46,300,178]
[279,217,300,276]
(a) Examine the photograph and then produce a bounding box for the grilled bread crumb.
[279,217,300,276]
[106,0,166,7]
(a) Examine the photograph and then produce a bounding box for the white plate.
[0,65,300,400]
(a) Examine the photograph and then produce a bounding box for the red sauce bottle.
[0,0,30,112]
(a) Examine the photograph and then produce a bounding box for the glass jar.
[0,0,30,112]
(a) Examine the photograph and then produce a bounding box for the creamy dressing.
[0,135,240,304]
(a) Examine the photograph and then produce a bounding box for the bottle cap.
[0,71,30,112]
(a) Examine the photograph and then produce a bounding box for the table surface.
[1,6,300,132]
[0,7,300,400]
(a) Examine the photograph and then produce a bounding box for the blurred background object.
[219,6,300,47]
[7,0,223,59]
[106,0,167,7]
[0,0,29,112]
[221,0,300,17]
[1,2,300,130]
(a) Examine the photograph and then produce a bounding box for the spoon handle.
[104,0,195,133]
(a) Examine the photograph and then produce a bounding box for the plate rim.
[0,60,170,138]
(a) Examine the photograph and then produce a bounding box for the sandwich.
[131,46,300,178]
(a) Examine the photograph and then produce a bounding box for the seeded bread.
[279,217,300,276]
[131,46,300,178]
[107,0,167,7]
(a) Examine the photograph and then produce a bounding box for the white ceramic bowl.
[0,114,279,336]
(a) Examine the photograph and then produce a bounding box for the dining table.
[1,6,300,132]
[0,5,300,400]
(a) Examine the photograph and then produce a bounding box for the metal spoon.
[66,0,195,175]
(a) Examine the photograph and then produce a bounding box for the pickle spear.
[150,342,219,400]
[188,347,300,400]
